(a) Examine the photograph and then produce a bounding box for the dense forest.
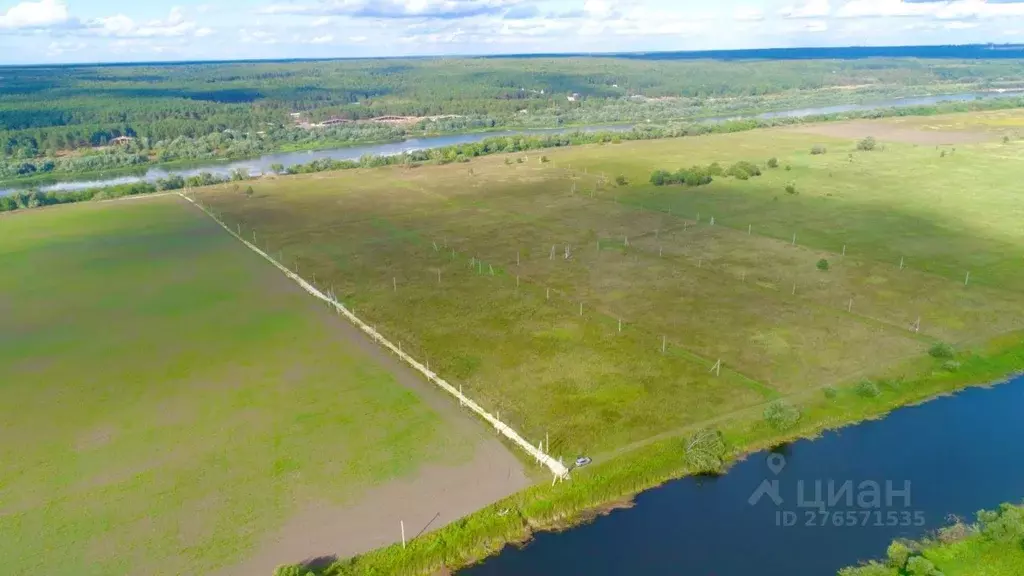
[3,56,1024,181]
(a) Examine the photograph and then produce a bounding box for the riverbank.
[4,89,1024,195]
[839,503,1024,575]
[279,325,1024,575]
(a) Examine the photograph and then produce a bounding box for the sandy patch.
[786,121,992,145]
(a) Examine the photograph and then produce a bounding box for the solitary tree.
[767,157,779,168]
[816,258,829,271]
[244,186,254,198]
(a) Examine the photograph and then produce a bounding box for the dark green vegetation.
[840,504,1024,576]
[180,110,1024,574]
[0,198,474,575]
[5,56,1024,182]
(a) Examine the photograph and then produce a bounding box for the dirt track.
[205,203,531,575]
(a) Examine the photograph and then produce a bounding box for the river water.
[460,375,1024,575]
[4,90,1021,196]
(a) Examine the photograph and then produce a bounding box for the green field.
[0,198,476,575]
[196,110,1024,464]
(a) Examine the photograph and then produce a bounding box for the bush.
[540,155,549,163]
[708,162,723,176]
[941,360,961,373]
[767,157,779,168]
[886,541,912,568]
[979,503,1024,543]
[683,428,727,472]
[785,164,792,171]
[615,175,628,186]
[1003,135,1010,144]
[763,400,801,430]
[516,157,524,164]
[855,380,881,398]
[811,145,827,155]
[785,183,797,195]
[650,169,670,186]
[856,136,877,151]
[905,556,942,576]
[823,386,838,399]
[244,186,254,198]
[725,160,761,180]
[816,259,829,271]
[929,342,955,359]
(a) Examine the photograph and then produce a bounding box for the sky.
[0,0,1023,64]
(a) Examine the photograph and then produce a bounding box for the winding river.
[3,90,1021,196]
[460,375,1024,575]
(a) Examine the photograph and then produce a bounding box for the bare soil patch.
[787,121,992,145]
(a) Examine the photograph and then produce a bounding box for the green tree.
[816,258,829,271]
[811,144,827,155]
[764,400,800,430]
[767,157,779,168]
[856,136,877,151]
[683,428,727,472]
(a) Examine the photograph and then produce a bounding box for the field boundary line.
[176,192,570,480]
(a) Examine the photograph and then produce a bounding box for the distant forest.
[3,53,1024,179]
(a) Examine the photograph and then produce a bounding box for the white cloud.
[259,0,523,19]
[734,6,764,21]
[311,16,332,26]
[802,19,829,31]
[89,8,197,38]
[780,0,831,19]
[349,35,367,42]
[310,34,334,43]
[0,0,69,29]
[195,27,213,37]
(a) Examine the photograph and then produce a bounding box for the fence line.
[177,192,569,480]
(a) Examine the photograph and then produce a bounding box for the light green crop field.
[196,110,1024,462]
[0,197,472,576]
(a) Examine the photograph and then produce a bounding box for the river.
[3,90,1021,196]
[460,375,1024,575]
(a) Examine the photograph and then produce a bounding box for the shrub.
[811,145,827,155]
[1003,135,1010,144]
[785,183,797,195]
[767,157,779,168]
[244,186,254,198]
[763,400,801,430]
[683,428,728,472]
[856,136,877,151]
[978,503,1024,543]
[886,541,912,568]
[929,342,955,359]
[650,169,670,186]
[615,175,628,186]
[540,155,549,163]
[785,164,792,171]
[725,160,761,180]
[823,386,838,399]
[940,150,946,158]
[708,162,723,176]
[516,157,524,164]
[905,556,941,576]
[942,360,961,373]
[816,259,829,271]
[855,380,881,398]
[504,157,513,165]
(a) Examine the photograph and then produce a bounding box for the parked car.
[575,456,592,468]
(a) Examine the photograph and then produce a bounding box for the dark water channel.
[461,375,1024,575]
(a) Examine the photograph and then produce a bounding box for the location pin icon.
[767,454,786,476]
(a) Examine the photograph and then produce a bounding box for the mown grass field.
[196,110,1024,465]
[0,197,476,576]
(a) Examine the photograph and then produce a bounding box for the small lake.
[3,90,1021,197]
[460,375,1024,575]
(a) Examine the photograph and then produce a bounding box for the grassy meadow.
[197,110,1024,463]
[0,198,475,576]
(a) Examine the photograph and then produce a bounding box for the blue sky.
[1,0,1023,64]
